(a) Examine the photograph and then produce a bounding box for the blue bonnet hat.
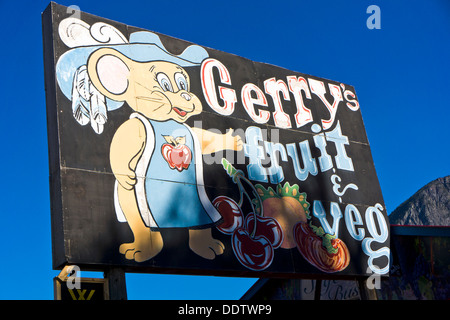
[56,18,209,133]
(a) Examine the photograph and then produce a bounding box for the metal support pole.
[104,268,127,300]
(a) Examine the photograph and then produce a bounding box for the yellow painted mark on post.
[68,289,96,300]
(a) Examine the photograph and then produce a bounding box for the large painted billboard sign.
[43,3,390,278]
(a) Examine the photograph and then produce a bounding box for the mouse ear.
[87,48,131,101]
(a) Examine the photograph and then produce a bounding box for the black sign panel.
[43,3,390,278]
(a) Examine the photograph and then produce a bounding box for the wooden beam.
[104,268,127,300]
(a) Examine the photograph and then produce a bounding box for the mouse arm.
[110,118,146,190]
[191,127,243,155]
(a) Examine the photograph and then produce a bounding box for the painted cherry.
[244,214,283,249]
[162,143,192,172]
[231,228,274,271]
[212,196,244,235]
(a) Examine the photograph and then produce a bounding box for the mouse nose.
[180,92,191,101]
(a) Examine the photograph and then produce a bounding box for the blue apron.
[129,113,221,230]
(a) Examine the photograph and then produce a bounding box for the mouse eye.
[174,72,189,91]
[156,72,173,92]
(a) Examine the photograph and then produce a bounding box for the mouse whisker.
[134,81,154,92]
[136,96,165,102]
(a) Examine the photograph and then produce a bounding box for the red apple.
[231,227,274,271]
[212,196,244,235]
[162,143,192,172]
[244,214,283,249]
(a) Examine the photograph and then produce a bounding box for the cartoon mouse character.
[85,47,242,262]
[55,21,243,262]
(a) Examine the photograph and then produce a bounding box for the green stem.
[221,158,263,237]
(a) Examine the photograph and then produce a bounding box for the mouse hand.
[115,170,137,190]
[226,128,244,151]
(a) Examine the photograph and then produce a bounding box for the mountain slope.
[389,176,450,226]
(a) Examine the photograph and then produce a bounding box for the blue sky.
[0,0,448,299]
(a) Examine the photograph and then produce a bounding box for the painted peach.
[261,196,308,249]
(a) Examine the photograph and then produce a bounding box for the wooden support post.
[358,278,378,300]
[314,279,322,300]
[104,268,127,300]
